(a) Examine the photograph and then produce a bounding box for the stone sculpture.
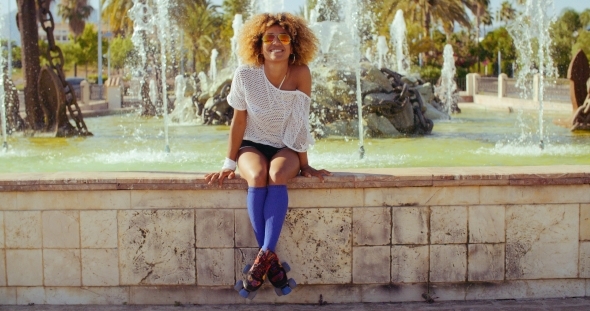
[567,49,590,131]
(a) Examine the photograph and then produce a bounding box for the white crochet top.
[227,65,315,152]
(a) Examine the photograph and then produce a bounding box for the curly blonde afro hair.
[237,12,319,66]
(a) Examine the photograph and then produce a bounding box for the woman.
[205,12,331,299]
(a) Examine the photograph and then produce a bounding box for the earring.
[257,53,264,65]
[290,53,296,65]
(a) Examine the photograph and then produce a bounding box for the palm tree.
[102,0,135,35]
[497,1,516,26]
[381,0,471,39]
[177,1,222,72]
[58,0,94,76]
[462,0,490,40]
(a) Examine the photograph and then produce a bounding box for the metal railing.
[90,84,104,100]
[543,79,570,102]
[478,77,498,94]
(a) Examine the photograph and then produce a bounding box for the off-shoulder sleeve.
[282,94,315,152]
[227,67,247,111]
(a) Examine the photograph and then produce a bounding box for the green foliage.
[572,30,590,59]
[419,65,441,82]
[109,37,135,70]
[480,27,516,76]
[549,9,582,77]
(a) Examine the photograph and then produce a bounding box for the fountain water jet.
[390,10,410,75]
[508,0,558,150]
[0,15,7,151]
[436,44,459,115]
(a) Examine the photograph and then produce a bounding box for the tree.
[102,0,135,35]
[480,27,516,76]
[58,0,93,76]
[550,9,583,77]
[462,0,490,40]
[109,36,135,71]
[497,1,516,26]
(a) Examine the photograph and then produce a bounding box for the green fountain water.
[0,104,588,173]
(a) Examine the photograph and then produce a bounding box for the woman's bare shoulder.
[291,64,311,77]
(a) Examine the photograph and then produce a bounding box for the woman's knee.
[268,167,297,184]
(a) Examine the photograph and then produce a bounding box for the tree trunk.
[17,0,43,130]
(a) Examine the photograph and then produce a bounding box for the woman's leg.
[238,147,270,248]
[262,148,300,252]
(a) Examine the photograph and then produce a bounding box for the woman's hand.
[300,165,332,183]
[205,169,236,187]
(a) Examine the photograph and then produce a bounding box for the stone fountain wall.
[0,166,589,305]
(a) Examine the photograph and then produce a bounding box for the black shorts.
[240,140,286,161]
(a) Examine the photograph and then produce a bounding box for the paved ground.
[1,297,590,311]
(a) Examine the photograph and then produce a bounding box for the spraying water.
[390,10,410,75]
[209,49,218,84]
[0,15,7,151]
[376,36,388,69]
[436,44,458,115]
[344,0,365,159]
[230,14,243,69]
[249,0,284,14]
[508,0,557,150]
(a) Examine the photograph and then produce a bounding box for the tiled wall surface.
[0,168,589,304]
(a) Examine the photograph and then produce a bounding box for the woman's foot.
[236,249,272,299]
[267,250,297,296]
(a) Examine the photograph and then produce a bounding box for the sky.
[1,0,589,42]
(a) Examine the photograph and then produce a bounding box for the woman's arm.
[205,109,247,186]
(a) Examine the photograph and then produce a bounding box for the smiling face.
[261,25,292,64]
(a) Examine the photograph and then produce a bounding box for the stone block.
[353,207,391,246]
[80,210,118,248]
[506,204,578,279]
[480,185,590,205]
[6,249,43,286]
[392,207,428,245]
[16,191,74,210]
[45,287,128,304]
[365,186,479,207]
[0,192,16,211]
[276,208,352,284]
[0,287,16,305]
[195,209,234,248]
[352,246,390,284]
[42,211,80,248]
[43,249,81,286]
[16,287,45,305]
[118,210,195,285]
[428,283,467,301]
[82,249,119,286]
[468,244,504,281]
[580,242,590,278]
[234,209,257,248]
[391,245,428,283]
[0,212,4,248]
[469,205,505,243]
[290,189,363,208]
[5,211,42,248]
[361,284,425,302]
[131,190,245,209]
[581,204,590,241]
[431,206,467,244]
[130,286,240,305]
[0,249,5,286]
[466,279,585,300]
[430,245,467,282]
[196,248,234,286]
[76,191,131,210]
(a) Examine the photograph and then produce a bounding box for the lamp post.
[98,0,103,86]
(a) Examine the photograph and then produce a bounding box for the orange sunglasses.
[261,34,291,45]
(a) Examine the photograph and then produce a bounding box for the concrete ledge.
[0,166,589,305]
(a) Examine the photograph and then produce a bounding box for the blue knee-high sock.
[262,185,289,252]
[247,187,267,248]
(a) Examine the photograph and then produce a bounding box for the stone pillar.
[498,73,508,98]
[533,74,540,102]
[80,80,90,104]
[466,73,480,96]
[106,77,122,109]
